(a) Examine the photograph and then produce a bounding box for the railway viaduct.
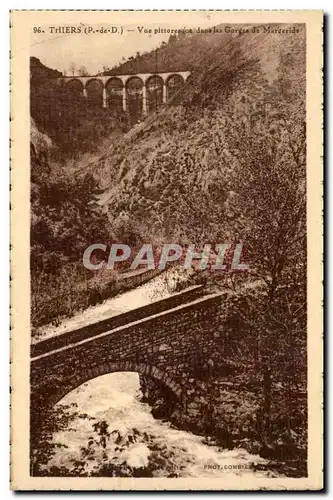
[59,71,191,113]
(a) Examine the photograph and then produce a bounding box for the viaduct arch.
[60,71,191,113]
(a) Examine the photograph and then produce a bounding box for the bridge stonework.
[59,71,191,112]
[31,290,236,436]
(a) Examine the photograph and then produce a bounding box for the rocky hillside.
[30,59,128,160]
[90,26,305,263]
[30,56,62,81]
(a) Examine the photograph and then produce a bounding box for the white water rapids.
[44,372,276,478]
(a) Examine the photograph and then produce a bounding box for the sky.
[30,17,217,75]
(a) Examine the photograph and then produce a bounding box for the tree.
[78,65,89,76]
[216,57,306,302]
[30,142,110,327]
[69,62,76,76]
[213,53,307,449]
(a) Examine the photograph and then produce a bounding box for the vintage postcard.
[10,10,323,490]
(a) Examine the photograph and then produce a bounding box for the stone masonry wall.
[31,292,227,410]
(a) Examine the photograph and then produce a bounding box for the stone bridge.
[31,286,238,435]
[59,71,191,113]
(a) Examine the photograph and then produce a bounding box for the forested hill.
[30,59,127,159]
[104,24,302,76]
[30,56,63,81]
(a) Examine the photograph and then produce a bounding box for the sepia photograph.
[10,10,323,491]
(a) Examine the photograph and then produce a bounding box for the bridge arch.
[105,76,123,88]
[126,76,144,123]
[166,73,185,100]
[105,77,124,112]
[65,78,84,95]
[45,362,183,409]
[125,75,144,90]
[85,78,104,106]
[146,74,164,113]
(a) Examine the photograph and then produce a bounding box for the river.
[42,372,276,478]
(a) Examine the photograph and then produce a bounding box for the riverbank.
[140,374,306,478]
